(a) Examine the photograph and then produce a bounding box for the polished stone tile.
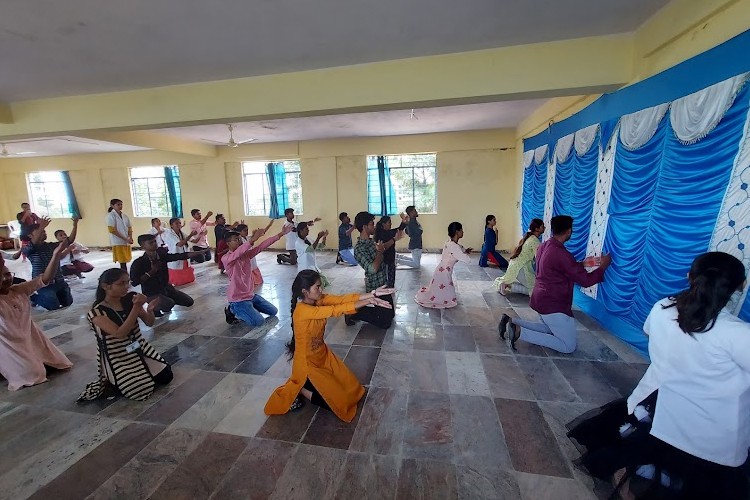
[302,395,364,449]
[333,452,399,500]
[515,357,578,402]
[149,432,249,500]
[202,339,259,372]
[269,444,348,499]
[89,427,207,500]
[255,394,319,442]
[402,390,453,461]
[169,372,255,431]
[441,306,470,326]
[28,422,164,500]
[234,339,287,375]
[213,375,285,437]
[0,404,54,444]
[413,323,444,351]
[445,351,491,396]
[350,386,408,455]
[137,370,227,425]
[537,400,598,463]
[594,361,649,397]
[352,323,387,347]
[553,359,620,405]
[210,438,296,499]
[344,345,380,385]
[328,343,350,360]
[495,398,572,478]
[442,325,478,352]
[515,471,597,500]
[396,458,458,500]
[175,336,238,368]
[370,355,411,389]
[456,465,521,500]
[481,354,536,400]
[450,393,511,470]
[409,349,449,393]
[472,325,511,354]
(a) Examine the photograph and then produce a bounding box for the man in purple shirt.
[498,215,611,353]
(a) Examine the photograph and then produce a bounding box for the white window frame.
[241,160,303,216]
[368,153,438,214]
[128,166,177,218]
[25,171,75,218]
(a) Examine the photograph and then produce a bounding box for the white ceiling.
[1,0,670,102]
[154,100,549,145]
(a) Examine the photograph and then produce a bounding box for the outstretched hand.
[280,224,293,235]
[369,296,393,308]
[132,293,148,308]
[53,238,71,256]
[39,216,52,228]
[318,230,328,239]
[372,285,396,297]
[250,228,266,242]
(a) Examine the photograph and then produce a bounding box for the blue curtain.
[267,162,288,219]
[367,156,398,216]
[520,155,548,233]
[60,171,81,219]
[521,166,535,231]
[164,166,183,218]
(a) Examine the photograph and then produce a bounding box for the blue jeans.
[229,294,278,327]
[35,278,73,310]
[338,248,358,265]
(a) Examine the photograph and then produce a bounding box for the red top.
[529,238,606,317]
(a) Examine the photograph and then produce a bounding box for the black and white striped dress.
[77,301,169,401]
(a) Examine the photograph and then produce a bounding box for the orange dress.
[264,293,365,422]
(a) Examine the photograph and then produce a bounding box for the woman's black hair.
[94,268,129,307]
[108,198,123,213]
[296,222,311,245]
[485,214,495,226]
[509,218,544,260]
[375,216,392,241]
[286,270,322,359]
[665,251,745,335]
[448,222,463,238]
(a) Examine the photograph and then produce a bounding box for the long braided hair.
[285,269,322,360]
[509,218,544,260]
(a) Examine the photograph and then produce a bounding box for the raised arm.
[41,239,70,284]
[67,217,80,244]
[30,216,51,245]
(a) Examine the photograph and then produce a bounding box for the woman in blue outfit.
[478,215,508,269]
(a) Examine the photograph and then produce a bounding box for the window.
[242,160,303,216]
[129,166,182,218]
[26,171,76,218]
[367,153,437,214]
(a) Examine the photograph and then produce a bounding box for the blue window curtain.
[60,171,81,219]
[520,165,536,231]
[367,156,397,216]
[266,162,289,219]
[164,166,183,218]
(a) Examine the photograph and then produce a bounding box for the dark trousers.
[304,378,331,411]
[61,260,94,277]
[479,246,508,269]
[35,279,73,310]
[351,294,394,329]
[191,246,212,263]
[278,249,298,265]
[147,284,194,312]
[384,262,396,288]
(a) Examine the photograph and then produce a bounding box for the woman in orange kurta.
[264,270,394,422]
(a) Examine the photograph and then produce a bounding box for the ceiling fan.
[0,143,35,157]
[202,124,256,147]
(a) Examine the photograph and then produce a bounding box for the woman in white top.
[294,222,329,286]
[568,251,749,499]
[161,218,197,286]
[105,199,132,270]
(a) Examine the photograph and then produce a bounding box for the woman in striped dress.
[77,268,172,402]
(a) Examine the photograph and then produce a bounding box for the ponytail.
[285,269,322,360]
[509,218,544,260]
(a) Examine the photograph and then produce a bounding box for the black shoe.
[154,310,164,318]
[289,396,305,412]
[508,322,520,351]
[344,314,356,326]
[224,306,240,325]
[498,314,510,340]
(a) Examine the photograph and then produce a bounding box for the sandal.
[498,314,510,340]
[289,396,305,412]
[508,322,521,351]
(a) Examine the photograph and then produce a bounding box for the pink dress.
[415,240,471,309]
[0,278,73,390]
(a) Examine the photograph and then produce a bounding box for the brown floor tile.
[332,452,400,499]
[255,397,319,442]
[352,324,387,347]
[269,444,348,499]
[137,370,227,424]
[481,354,535,400]
[396,458,458,500]
[515,471,597,500]
[350,386,408,455]
[456,464,521,500]
[234,340,287,375]
[28,422,164,500]
[450,394,512,470]
[0,405,54,442]
[150,432,249,500]
[594,361,649,397]
[473,326,512,354]
[442,325,478,352]
[370,355,411,389]
[410,349,449,393]
[515,357,578,402]
[202,339,259,372]
[553,359,620,405]
[344,345,381,385]
[301,394,364,449]
[413,323,444,350]
[210,438,297,499]
[402,390,453,461]
[494,398,572,478]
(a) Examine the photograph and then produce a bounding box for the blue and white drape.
[266,162,289,219]
[367,156,398,216]
[164,165,183,218]
[521,72,750,356]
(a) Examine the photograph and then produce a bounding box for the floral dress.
[415,240,471,309]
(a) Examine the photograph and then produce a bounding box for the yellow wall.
[0,129,520,252]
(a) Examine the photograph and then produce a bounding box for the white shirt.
[59,242,88,266]
[105,210,131,246]
[162,229,190,270]
[149,226,167,248]
[295,238,318,271]
[284,220,297,251]
[628,298,750,466]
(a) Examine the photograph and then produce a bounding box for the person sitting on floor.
[264,270,393,422]
[149,218,168,248]
[336,212,358,266]
[498,215,610,353]
[23,216,80,310]
[0,242,74,391]
[55,229,94,279]
[130,234,206,317]
[478,214,508,269]
[161,217,197,286]
[222,224,292,326]
[277,208,321,265]
[567,251,750,499]
[494,218,545,296]
[78,268,172,402]
[237,219,274,287]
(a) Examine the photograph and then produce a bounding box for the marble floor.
[0,248,649,500]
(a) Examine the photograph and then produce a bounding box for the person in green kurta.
[494,218,544,296]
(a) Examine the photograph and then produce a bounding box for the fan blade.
[200,138,227,144]
[13,151,36,155]
[237,138,257,145]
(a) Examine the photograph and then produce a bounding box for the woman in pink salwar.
[415,222,473,309]
[0,242,73,391]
